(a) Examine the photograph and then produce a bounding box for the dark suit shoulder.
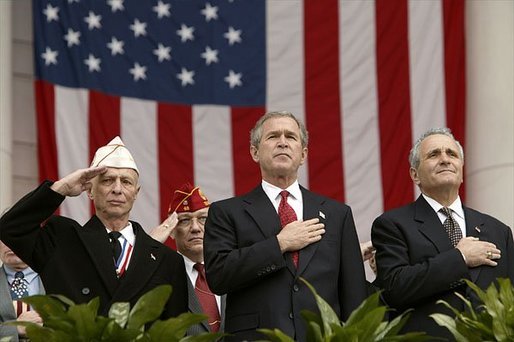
[465,206,510,229]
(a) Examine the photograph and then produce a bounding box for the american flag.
[33,0,465,245]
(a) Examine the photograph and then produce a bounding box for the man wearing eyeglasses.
[150,183,225,335]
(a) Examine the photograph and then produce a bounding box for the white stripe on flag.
[121,97,159,231]
[56,85,90,225]
[408,0,447,198]
[193,105,234,202]
[266,0,309,187]
[339,0,383,240]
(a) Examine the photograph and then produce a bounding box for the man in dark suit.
[0,137,188,318]
[0,240,44,341]
[151,183,226,335]
[371,128,514,339]
[203,111,367,341]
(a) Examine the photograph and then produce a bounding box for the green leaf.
[20,294,68,320]
[300,310,324,340]
[109,301,131,328]
[300,277,340,336]
[146,312,207,341]
[431,313,468,342]
[344,292,381,326]
[180,331,226,342]
[127,284,172,330]
[257,328,295,342]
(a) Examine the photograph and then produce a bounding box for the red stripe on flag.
[35,80,58,183]
[158,103,193,221]
[232,107,264,195]
[375,0,414,210]
[442,0,466,201]
[88,91,120,161]
[304,0,345,201]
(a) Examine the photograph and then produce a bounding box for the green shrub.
[431,278,514,342]
[2,285,224,342]
[258,278,430,342]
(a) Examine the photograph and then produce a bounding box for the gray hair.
[250,111,309,148]
[409,127,464,169]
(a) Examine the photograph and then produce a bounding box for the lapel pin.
[474,226,481,233]
[319,211,325,219]
[150,253,156,260]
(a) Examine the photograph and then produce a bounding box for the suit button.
[81,287,90,295]
[289,312,293,319]
[293,284,299,292]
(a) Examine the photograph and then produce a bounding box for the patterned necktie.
[108,231,122,262]
[194,263,221,332]
[10,271,29,299]
[440,207,463,247]
[279,190,299,267]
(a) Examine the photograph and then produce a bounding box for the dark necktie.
[440,207,463,247]
[108,231,122,262]
[10,271,29,299]
[279,190,299,267]
[194,263,221,332]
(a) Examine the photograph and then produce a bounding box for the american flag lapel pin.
[150,253,156,260]
[319,211,325,219]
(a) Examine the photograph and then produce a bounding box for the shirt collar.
[105,222,136,246]
[422,194,464,220]
[3,266,38,283]
[261,179,301,201]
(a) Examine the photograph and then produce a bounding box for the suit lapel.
[79,216,119,296]
[415,196,453,253]
[465,207,485,282]
[112,224,164,303]
[297,187,322,276]
[244,186,296,275]
[0,267,16,320]
[243,186,282,240]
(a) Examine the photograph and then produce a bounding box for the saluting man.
[0,137,188,318]
[151,183,226,335]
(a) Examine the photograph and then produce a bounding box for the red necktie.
[279,190,299,267]
[194,263,221,332]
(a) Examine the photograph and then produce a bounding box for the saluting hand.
[277,218,325,253]
[50,166,107,197]
[150,212,178,243]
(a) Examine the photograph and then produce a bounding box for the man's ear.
[300,147,308,165]
[87,189,94,200]
[409,167,420,185]
[250,145,259,163]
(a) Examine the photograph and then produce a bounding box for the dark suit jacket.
[203,185,367,341]
[0,266,45,341]
[371,195,514,339]
[0,181,188,318]
[185,277,226,335]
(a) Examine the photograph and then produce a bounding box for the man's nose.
[112,179,122,193]
[278,134,288,146]
[190,218,202,231]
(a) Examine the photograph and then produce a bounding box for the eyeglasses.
[176,216,208,228]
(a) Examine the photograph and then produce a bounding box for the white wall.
[1,0,513,229]
[466,0,514,228]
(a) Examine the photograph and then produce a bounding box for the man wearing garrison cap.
[0,137,188,318]
[150,183,225,335]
